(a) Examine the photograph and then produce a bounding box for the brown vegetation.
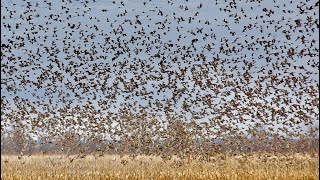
[1,153,318,180]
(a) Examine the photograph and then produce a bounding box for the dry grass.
[1,153,319,180]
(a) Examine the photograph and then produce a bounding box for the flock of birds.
[1,0,319,160]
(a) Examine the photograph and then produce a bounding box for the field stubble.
[1,153,318,180]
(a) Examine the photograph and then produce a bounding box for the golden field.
[1,153,319,180]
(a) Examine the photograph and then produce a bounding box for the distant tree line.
[1,124,318,159]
